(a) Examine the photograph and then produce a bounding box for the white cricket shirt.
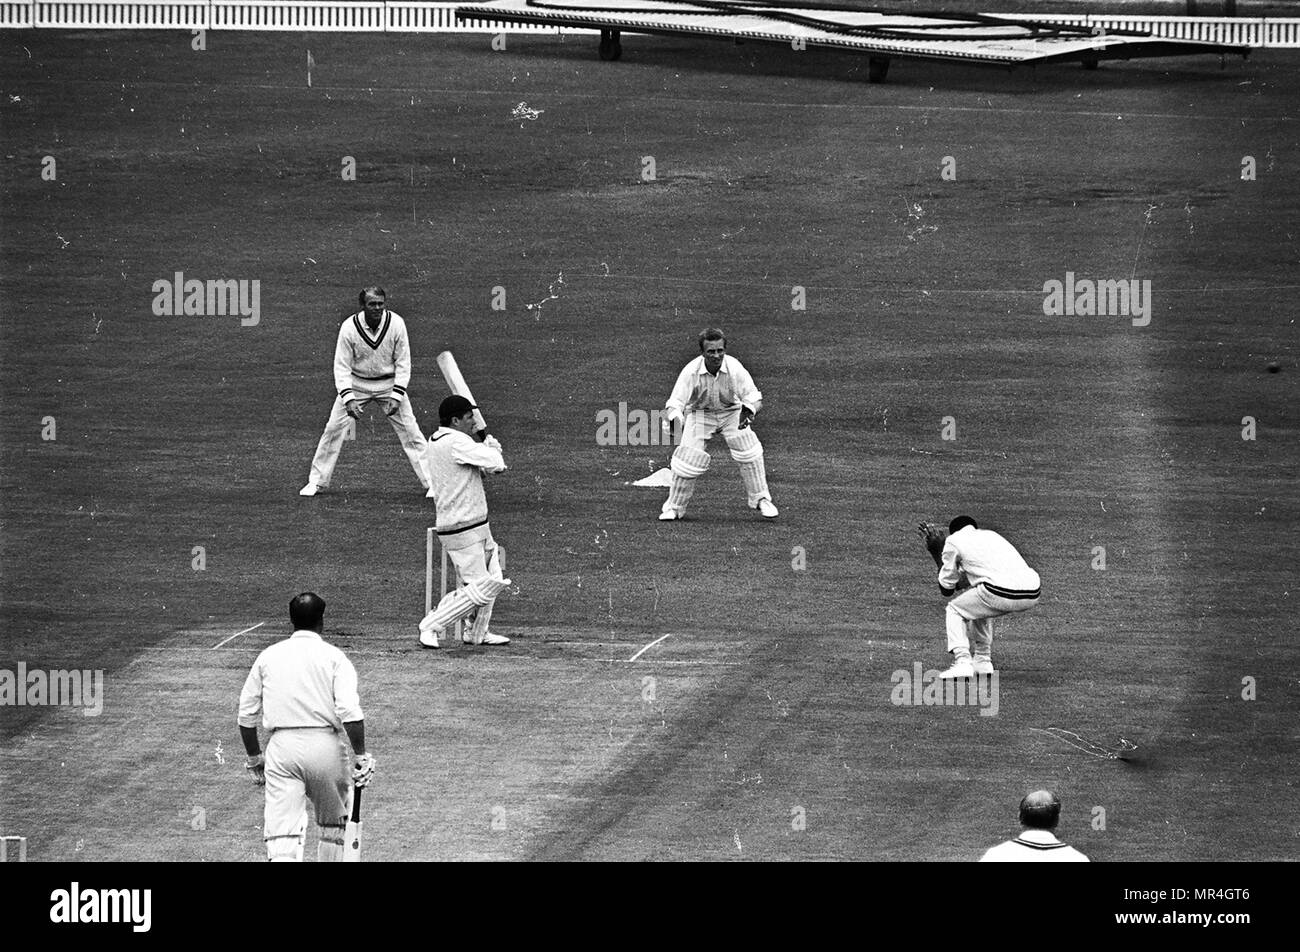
[939,526,1041,594]
[237,631,364,730]
[665,355,763,416]
[979,830,1090,862]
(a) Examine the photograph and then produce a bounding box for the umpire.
[238,593,375,861]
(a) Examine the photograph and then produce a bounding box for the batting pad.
[317,826,346,863]
[670,444,711,478]
[724,427,763,462]
[420,587,477,635]
[468,574,512,604]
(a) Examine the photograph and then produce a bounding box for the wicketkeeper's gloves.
[917,522,947,568]
[352,753,376,789]
[246,753,266,787]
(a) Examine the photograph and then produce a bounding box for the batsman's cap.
[439,394,478,422]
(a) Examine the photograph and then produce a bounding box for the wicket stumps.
[425,528,504,642]
[0,836,27,862]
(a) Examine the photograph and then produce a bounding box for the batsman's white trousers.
[263,728,351,861]
[443,524,503,639]
[946,583,1040,658]
[308,380,430,489]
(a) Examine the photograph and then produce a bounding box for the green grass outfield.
[0,29,1296,861]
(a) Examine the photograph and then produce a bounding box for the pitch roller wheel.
[599,29,622,61]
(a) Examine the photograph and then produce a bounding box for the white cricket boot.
[299,482,320,496]
[972,656,996,675]
[757,498,779,518]
[464,631,510,646]
[939,656,975,679]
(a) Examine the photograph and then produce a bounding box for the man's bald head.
[289,592,326,632]
[1019,790,1062,830]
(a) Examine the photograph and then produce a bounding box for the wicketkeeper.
[419,395,512,648]
[659,327,778,521]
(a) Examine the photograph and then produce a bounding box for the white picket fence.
[988,12,1300,46]
[0,2,1298,45]
[0,1,571,30]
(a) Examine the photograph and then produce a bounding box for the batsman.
[419,394,512,648]
[659,327,778,521]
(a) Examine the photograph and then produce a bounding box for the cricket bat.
[343,787,362,862]
[436,350,489,435]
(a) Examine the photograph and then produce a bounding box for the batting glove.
[483,435,503,453]
[345,400,364,420]
[738,407,755,429]
[352,753,376,789]
[246,753,266,787]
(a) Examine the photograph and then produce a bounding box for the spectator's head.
[1019,790,1062,830]
[948,515,978,535]
[289,592,326,633]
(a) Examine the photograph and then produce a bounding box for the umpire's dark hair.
[289,592,326,631]
[948,515,978,534]
[698,327,726,350]
[1019,790,1062,830]
[359,286,387,307]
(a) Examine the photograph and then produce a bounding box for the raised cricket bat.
[343,787,362,862]
[436,350,488,435]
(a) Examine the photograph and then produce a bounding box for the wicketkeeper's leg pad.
[724,428,770,505]
[665,444,710,516]
[669,444,711,478]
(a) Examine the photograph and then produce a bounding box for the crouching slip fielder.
[927,517,1041,679]
[238,593,376,862]
[301,287,431,496]
[419,395,512,648]
[660,328,778,520]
